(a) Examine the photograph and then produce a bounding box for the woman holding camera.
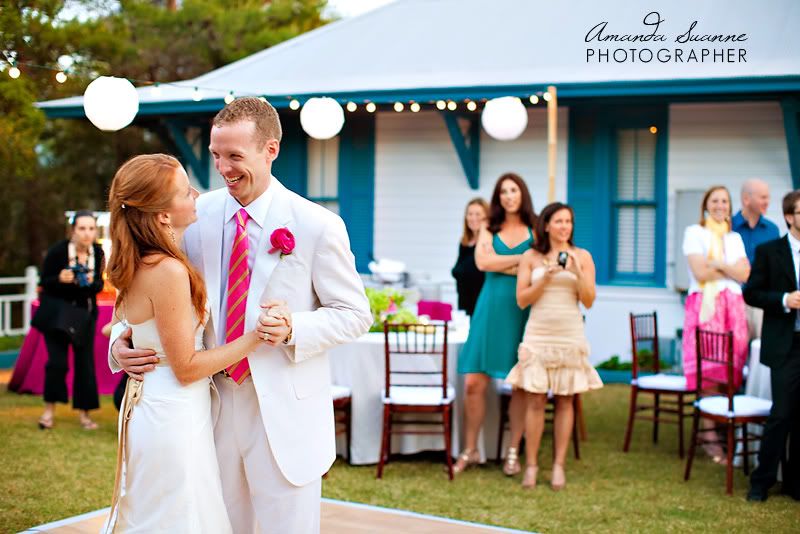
[506,202,602,490]
[34,211,105,430]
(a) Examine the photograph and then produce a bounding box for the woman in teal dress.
[454,172,537,475]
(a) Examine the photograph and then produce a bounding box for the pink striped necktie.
[224,208,251,384]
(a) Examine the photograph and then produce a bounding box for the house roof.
[38,0,800,117]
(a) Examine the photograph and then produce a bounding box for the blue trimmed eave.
[37,75,800,119]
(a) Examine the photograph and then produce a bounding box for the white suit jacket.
[111,178,372,486]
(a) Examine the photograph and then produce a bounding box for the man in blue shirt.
[733,179,781,264]
[733,178,780,339]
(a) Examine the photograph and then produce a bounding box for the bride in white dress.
[103,154,267,533]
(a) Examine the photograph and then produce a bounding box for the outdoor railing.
[0,266,39,337]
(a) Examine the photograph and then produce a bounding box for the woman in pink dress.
[682,185,750,463]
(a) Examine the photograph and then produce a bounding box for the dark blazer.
[33,240,105,333]
[743,235,796,369]
[451,243,485,316]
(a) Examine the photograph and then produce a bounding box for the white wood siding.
[373,107,569,285]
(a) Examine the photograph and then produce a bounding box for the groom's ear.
[264,138,280,163]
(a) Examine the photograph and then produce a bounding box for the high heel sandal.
[521,464,538,489]
[79,417,99,431]
[701,440,727,465]
[37,414,54,430]
[502,447,521,476]
[551,463,566,491]
[453,449,480,475]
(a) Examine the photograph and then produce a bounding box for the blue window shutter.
[568,109,610,282]
[338,114,375,273]
[272,112,307,196]
[568,105,667,287]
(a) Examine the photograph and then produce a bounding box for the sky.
[326,0,397,18]
[58,0,397,22]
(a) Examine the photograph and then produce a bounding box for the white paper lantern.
[481,96,528,141]
[83,76,139,131]
[300,97,345,140]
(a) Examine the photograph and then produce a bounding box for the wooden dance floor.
[25,499,531,533]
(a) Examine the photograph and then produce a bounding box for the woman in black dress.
[33,211,105,430]
[451,198,489,315]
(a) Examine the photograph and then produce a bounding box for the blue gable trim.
[781,97,800,190]
[338,114,375,273]
[441,112,480,190]
[38,76,800,119]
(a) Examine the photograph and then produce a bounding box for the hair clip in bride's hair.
[121,203,126,209]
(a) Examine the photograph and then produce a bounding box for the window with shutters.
[612,128,658,281]
[567,105,667,287]
[307,136,339,213]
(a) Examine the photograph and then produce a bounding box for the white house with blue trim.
[38,0,800,363]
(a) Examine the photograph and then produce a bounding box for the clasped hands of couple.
[118,299,292,381]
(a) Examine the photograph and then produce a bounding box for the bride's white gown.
[107,310,232,533]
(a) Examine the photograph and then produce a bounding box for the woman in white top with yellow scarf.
[682,185,751,462]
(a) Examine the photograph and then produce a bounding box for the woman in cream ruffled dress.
[506,202,603,490]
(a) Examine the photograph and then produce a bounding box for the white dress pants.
[213,375,321,534]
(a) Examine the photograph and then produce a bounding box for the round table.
[328,326,505,465]
[8,300,123,396]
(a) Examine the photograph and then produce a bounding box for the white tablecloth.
[735,339,774,471]
[745,339,771,400]
[328,327,503,465]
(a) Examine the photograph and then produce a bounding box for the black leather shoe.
[781,486,800,501]
[747,487,768,502]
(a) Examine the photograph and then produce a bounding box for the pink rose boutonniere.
[269,227,295,259]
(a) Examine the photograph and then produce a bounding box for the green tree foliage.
[0,0,330,275]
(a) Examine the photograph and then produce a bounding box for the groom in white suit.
[112,97,372,533]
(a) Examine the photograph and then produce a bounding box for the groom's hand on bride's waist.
[113,327,158,381]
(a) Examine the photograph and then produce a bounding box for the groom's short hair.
[213,97,283,147]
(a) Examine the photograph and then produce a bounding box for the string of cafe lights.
[4,55,553,141]
[4,57,552,112]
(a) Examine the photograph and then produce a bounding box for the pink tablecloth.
[8,300,122,396]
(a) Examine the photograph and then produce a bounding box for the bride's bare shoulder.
[139,256,189,285]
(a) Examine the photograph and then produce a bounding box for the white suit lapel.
[201,197,226,334]
[246,179,293,330]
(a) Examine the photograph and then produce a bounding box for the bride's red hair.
[107,154,207,324]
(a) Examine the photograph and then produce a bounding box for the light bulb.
[346,102,357,112]
[8,66,20,79]
[543,92,552,102]
[224,92,235,105]
[436,100,446,110]
[529,95,539,104]
[466,101,477,111]
[410,102,421,113]
[649,126,658,134]
[366,102,376,113]
[393,102,404,112]
[55,71,67,83]
[289,99,300,110]
[447,101,457,111]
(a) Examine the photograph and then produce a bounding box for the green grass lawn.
[1,384,797,533]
